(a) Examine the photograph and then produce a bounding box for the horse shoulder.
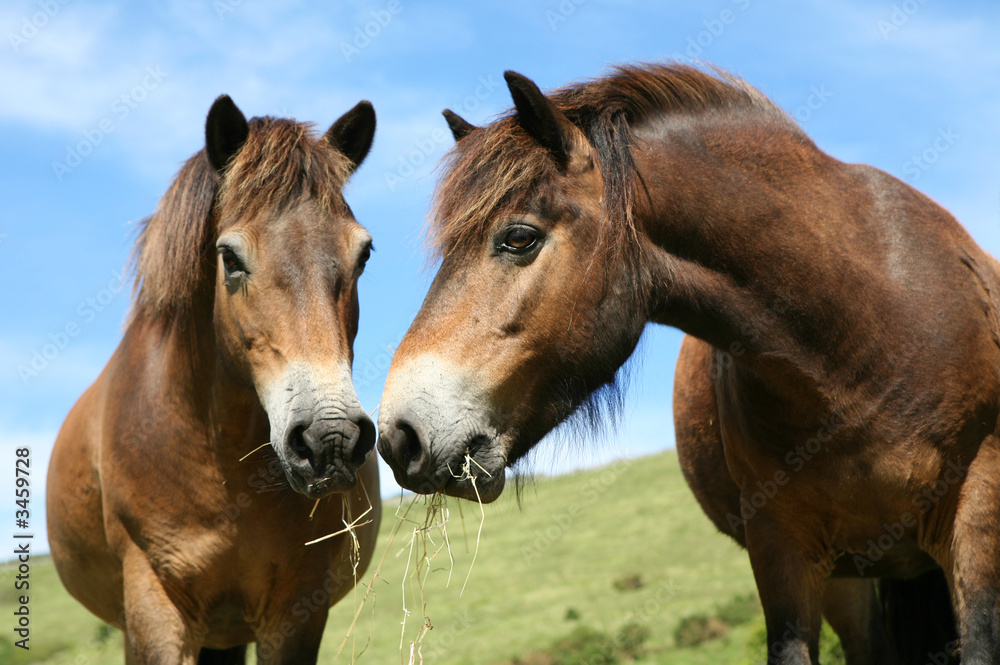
[47,369,125,625]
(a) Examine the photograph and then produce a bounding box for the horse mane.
[129,117,353,323]
[429,64,796,456]
[430,63,795,262]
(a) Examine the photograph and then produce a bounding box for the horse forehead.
[250,199,357,245]
[437,172,571,242]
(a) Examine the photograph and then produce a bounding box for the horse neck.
[128,287,267,461]
[632,114,912,412]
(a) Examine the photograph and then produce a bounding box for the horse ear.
[504,70,586,170]
[325,100,376,173]
[205,95,249,172]
[442,109,477,141]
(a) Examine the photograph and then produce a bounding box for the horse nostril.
[377,416,435,489]
[467,434,488,459]
[398,422,419,462]
[352,417,376,469]
[287,424,317,470]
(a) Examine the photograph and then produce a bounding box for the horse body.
[48,97,380,664]
[633,108,1000,569]
[657,118,1000,661]
[644,102,1000,663]
[673,333,949,665]
[377,65,1000,664]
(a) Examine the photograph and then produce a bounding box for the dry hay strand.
[452,451,488,597]
[238,441,272,462]
[395,491,451,663]
[305,441,488,664]
[392,450,488,664]
[302,475,380,663]
[331,493,417,662]
[299,402,385,662]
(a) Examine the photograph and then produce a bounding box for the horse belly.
[676,337,951,581]
[823,468,944,580]
[831,548,939,579]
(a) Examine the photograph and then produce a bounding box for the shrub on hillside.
[674,614,730,648]
[549,626,618,665]
[506,620,651,665]
[745,617,845,664]
[94,622,115,644]
[612,573,644,591]
[616,621,650,660]
[715,592,761,627]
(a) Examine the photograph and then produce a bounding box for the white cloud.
[0,4,128,129]
[0,2,507,193]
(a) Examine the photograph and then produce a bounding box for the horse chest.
[716,401,966,573]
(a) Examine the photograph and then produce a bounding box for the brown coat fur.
[379,66,1000,665]
[48,98,380,664]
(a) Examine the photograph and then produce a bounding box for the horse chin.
[442,469,505,503]
[284,467,356,499]
[437,436,508,503]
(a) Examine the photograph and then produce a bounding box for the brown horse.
[377,64,1000,664]
[46,96,380,664]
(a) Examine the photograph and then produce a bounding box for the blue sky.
[2,1,999,553]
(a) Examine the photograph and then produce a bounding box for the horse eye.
[501,227,538,253]
[220,248,243,275]
[358,243,373,268]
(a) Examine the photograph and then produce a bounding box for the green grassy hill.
[0,451,845,664]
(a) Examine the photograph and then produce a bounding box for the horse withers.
[377,65,1000,664]
[46,96,380,664]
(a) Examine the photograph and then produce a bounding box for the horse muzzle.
[377,355,509,502]
[277,409,376,498]
[377,406,507,503]
[260,363,376,498]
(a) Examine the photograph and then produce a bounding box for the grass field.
[0,451,846,664]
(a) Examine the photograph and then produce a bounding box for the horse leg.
[121,547,202,665]
[879,570,958,664]
[745,511,828,665]
[822,578,898,665]
[198,646,248,664]
[676,338,892,662]
[676,336,876,662]
[949,439,1000,665]
[254,599,329,665]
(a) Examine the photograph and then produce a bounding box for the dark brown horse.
[377,64,1000,664]
[47,96,380,664]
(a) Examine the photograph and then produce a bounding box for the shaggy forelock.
[130,116,353,322]
[216,117,353,225]
[429,62,792,266]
